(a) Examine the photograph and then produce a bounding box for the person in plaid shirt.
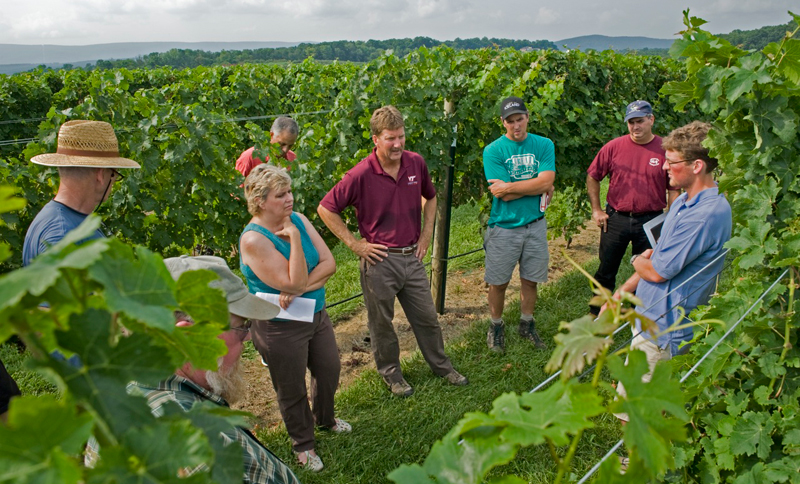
[86,256,300,483]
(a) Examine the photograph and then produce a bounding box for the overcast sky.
[1,0,796,45]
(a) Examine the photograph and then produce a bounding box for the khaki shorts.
[483,218,549,285]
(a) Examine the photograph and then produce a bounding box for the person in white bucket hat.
[23,120,141,266]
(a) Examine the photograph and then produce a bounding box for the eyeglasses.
[229,319,252,341]
[665,158,694,166]
[111,169,125,182]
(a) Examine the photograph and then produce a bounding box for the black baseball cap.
[500,96,528,120]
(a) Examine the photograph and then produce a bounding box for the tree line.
[93,37,557,70]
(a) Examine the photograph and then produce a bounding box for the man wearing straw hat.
[22,120,141,266]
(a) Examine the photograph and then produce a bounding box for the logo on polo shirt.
[649,158,660,166]
[407,175,418,185]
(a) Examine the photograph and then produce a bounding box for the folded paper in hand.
[255,293,315,322]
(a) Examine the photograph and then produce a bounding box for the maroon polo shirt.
[587,135,675,213]
[320,149,436,247]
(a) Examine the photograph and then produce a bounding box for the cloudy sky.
[1,0,796,45]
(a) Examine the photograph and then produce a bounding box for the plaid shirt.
[87,375,300,484]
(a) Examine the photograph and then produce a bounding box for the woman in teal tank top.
[239,164,349,472]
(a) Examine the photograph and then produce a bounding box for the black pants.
[0,358,20,415]
[590,207,661,313]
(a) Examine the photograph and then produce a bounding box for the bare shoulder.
[240,229,274,252]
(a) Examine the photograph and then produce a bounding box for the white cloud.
[533,7,559,26]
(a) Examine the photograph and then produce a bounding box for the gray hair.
[58,166,101,180]
[270,116,299,137]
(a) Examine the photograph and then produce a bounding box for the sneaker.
[487,321,506,353]
[619,456,629,474]
[331,418,352,433]
[519,319,547,350]
[388,378,414,397]
[443,370,469,386]
[260,355,268,367]
[296,450,324,472]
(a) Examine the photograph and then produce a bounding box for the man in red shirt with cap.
[586,100,678,314]
[318,105,467,398]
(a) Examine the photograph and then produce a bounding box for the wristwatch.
[630,254,639,265]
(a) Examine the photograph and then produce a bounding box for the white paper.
[255,293,315,322]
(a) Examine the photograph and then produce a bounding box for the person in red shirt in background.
[586,100,679,315]
[236,117,298,177]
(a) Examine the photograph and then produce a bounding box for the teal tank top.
[240,213,326,316]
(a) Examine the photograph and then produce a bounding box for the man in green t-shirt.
[482,96,556,353]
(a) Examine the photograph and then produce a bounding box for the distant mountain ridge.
[0,41,300,73]
[555,35,674,51]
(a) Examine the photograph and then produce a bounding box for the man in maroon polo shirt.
[586,100,678,314]
[317,105,467,397]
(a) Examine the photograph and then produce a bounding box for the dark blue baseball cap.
[624,100,653,122]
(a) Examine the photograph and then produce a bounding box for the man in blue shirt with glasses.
[609,121,731,421]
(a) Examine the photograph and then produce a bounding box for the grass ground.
[256,255,636,483]
[3,199,635,483]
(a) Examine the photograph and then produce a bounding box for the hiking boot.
[443,370,469,386]
[388,378,414,397]
[519,319,547,350]
[487,322,506,353]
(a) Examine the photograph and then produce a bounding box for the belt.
[609,207,663,218]
[387,245,417,255]
[525,216,544,227]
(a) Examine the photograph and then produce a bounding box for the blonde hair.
[370,105,404,136]
[662,121,718,173]
[244,164,292,216]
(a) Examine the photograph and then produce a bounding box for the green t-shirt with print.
[483,133,556,228]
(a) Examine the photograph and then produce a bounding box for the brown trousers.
[360,253,454,384]
[251,310,340,452]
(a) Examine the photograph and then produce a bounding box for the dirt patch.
[235,223,601,427]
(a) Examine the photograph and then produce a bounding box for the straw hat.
[31,120,141,169]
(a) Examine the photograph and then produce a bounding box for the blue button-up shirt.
[635,187,732,352]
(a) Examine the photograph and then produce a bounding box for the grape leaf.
[0,395,93,484]
[546,311,616,378]
[730,411,774,459]
[88,240,177,332]
[0,216,109,311]
[608,351,687,475]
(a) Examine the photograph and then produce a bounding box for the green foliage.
[1,46,692,272]
[659,10,800,483]
[0,203,248,482]
[389,258,688,484]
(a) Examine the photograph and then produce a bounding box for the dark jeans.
[0,358,20,415]
[591,207,661,313]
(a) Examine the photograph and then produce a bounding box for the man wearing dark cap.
[23,120,141,266]
[483,96,556,353]
[586,101,678,314]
